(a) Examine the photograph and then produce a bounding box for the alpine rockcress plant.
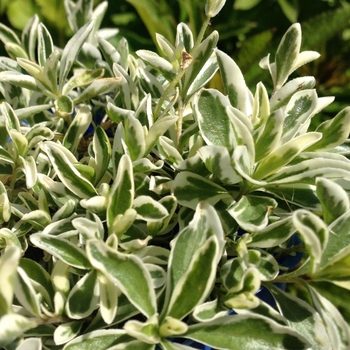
[0,0,350,349]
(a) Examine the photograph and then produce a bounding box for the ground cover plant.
[1,0,350,349]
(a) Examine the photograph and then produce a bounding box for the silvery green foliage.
[0,0,350,349]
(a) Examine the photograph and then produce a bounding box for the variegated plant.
[0,0,350,349]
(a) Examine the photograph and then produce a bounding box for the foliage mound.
[1,0,350,349]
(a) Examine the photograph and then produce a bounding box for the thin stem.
[153,16,212,120]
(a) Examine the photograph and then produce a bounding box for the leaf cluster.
[0,0,350,349]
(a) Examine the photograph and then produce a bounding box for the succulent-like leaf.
[253,132,322,180]
[42,142,97,199]
[133,195,168,222]
[205,0,227,17]
[307,107,350,152]
[163,202,225,319]
[274,23,301,89]
[59,21,94,89]
[98,273,119,325]
[86,239,157,318]
[182,315,310,350]
[269,284,331,349]
[293,209,329,274]
[216,49,252,115]
[107,154,134,228]
[173,171,231,209]
[195,89,234,150]
[136,50,176,81]
[249,217,295,248]
[66,270,99,319]
[63,330,129,350]
[15,267,42,317]
[316,177,350,226]
[227,195,277,232]
[166,236,220,320]
[308,285,350,350]
[30,233,91,270]
[0,246,21,315]
[0,314,37,348]
[54,321,83,346]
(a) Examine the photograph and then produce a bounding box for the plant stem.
[154,16,212,120]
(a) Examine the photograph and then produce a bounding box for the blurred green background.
[1,0,350,321]
[1,0,350,102]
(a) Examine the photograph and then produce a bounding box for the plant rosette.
[1,0,350,349]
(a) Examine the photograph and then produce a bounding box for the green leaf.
[25,124,54,150]
[274,23,301,89]
[216,49,252,115]
[308,285,350,349]
[16,338,42,350]
[86,239,157,318]
[133,196,168,222]
[166,236,219,320]
[270,76,316,112]
[136,50,176,81]
[192,299,227,322]
[253,132,322,180]
[97,36,122,72]
[59,21,94,90]
[183,315,310,350]
[30,233,91,270]
[0,193,11,224]
[183,31,219,98]
[54,321,83,346]
[21,14,39,61]
[19,155,37,189]
[280,89,318,144]
[63,67,104,95]
[124,314,160,344]
[307,107,350,152]
[124,113,146,161]
[254,111,284,162]
[266,156,350,184]
[205,0,226,17]
[195,89,234,150]
[63,105,92,154]
[1,101,20,131]
[19,258,55,307]
[107,154,134,228]
[37,23,54,67]
[0,246,21,315]
[0,22,21,46]
[43,142,97,199]
[186,54,218,102]
[173,171,231,210]
[63,330,129,350]
[98,274,119,325]
[0,314,37,348]
[175,23,194,53]
[0,71,41,91]
[249,217,295,248]
[66,270,99,319]
[15,267,42,316]
[145,115,178,154]
[74,77,119,104]
[292,209,329,274]
[268,284,331,349]
[91,126,111,185]
[227,195,277,232]
[316,177,350,226]
[163,202,225,319]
